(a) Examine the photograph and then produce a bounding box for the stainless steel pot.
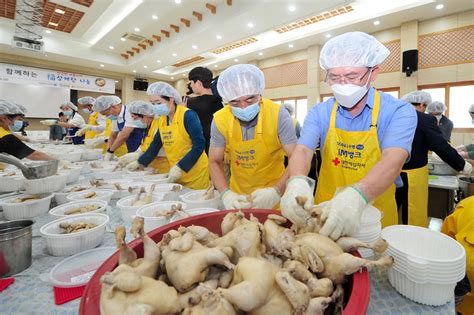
[427,159,458,176]
[0,220,33,277]
[459,177,474,198]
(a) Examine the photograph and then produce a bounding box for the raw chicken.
[63,204,101,215]
[59,221,97,233]
[13,195,41,203]
[131,184,155,206]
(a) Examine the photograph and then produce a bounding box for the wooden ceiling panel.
[42,1,85,33]
[0,0,16,20]
[71,0,94,8]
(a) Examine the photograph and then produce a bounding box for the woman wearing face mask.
[118,100,170,173]
[426,101,453,142]
[127,82,209,190]
[0,100,54,161]
[281,32,418,240]
[209,64,297,210]
[42,101,86,145]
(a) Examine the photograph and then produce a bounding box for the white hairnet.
[426,101,445,113]
[93,95,122,112]
[13,103,27,115]
[217,64,265,103]
[60,101,78,111]
[0,100,20,115]
[77,96,96,105]
[128,100,154,117]
[282,103,295,116]
[320,31,390,70]
[147,82,182,105]
[469,104,474,113]
[401,91,432,105]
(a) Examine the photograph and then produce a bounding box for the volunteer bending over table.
[281,31,417,240]
[42,101,86,145]
[93,96,145,161]
[209,64,297,210]
[127,82,209,190]
[75,96,108,143]
[396,91,472,227]
[117,100,170,174]
[0,100,55,161]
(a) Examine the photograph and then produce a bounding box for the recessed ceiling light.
[214,64,218,68]
[373,20,380,26]
[100,64,105,67]
[48,22,58,26]
[234,58,239,62]
[45,30,51,34]
[288,5,296,12]
[120,37,126,41]
[54,8,65,14]
[247,22,254,28]
[134,27,140,32]
[288,44,294,48]
[132,70,137,73]
[152,14,158,20]
[172,53,177,57]
[192,45,197,49]
[144,65,148,69]
[115,80,119,83]
[216,35,222,40]
[325,33,331,38]
[258,52,263,56]
[435,4,444,10]
[109,45,114,49]
[174,0,181,4]
[171,76,174,79]
[156,60,161,63]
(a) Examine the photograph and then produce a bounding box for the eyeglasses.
[325,68,372,84]
[229,95,260,107]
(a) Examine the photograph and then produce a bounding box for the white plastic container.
[2,193,54,220]
[51,151,82,162]
[143,174,169,185]
[39,213,109,256]
[136,201,187,232]
[116,193,166,223]
[58,167,82,185]
[170,207,220,222]
[90,179,133,199]
[55,184,93,205]
[353,205,383,258]
[49,200,108,218]
[180,189,221,210]
[153,184,183,201]
[24,174,68,194]
[0,174,24,192]
[90,171,125,181]
[66,189,114,203]
[81,149,103,161]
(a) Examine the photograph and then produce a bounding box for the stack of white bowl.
[381,225,466,306]
[352,205,382,258]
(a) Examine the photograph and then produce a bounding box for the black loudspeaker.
[402,49,418,77]
[133,80,148,91]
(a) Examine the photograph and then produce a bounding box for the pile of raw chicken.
[100,202,394,315]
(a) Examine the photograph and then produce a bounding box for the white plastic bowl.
[90,171,125,181]
[116,193,166,223]
[49,200,108,218]
[152,184,183,201]
[58,167,82,185]
[51,151,82,162]
[24,173,68,194]
[143,174,169,185]
[55,184,93,205]
[170,207,220,222]
[2,193,54,220]
[0,174,24,192]
[180,189,221,210]
[81,149,103,161]
[40,213,109,256]
[90,179,133,199]
[66,189,114,203]
[136,201,187,232]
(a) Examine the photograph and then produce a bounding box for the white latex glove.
[118,152,140,167]
[104,152,114,161]
[280,176,315,227]
[76,125,92,136]
[221,189,252,210]
[126,161,142,171]
[85,136,106,149]
[40,120,56,126]
[461,161,473,175]
[167,165,183,183]
[319,186,368,240]
[250,187,281,209]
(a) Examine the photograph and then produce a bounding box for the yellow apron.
[0,127,10,169]
[315,90,398,228]
[85,112,101,140]
[292,117,298,128]
[103,118,128,157]
[141,118,170,174]
[442,196,474,315]
[401,166,429,227]
[214,98,285,196]
[158,105,209,190]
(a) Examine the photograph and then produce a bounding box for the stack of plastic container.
[352,205,382,258]
[381,225,466,306]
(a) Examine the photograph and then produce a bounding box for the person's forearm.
[275,168,291,194]
[209,159,229,193]
[288,145,314,177]
[109,132,129,152]
[27,150,55,160]
[90,125,105,132]
[356,148,408,201]
[107,133,117,151]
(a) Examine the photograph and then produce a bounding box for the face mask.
[11,120,23,132]
[330,71,372,108]
[231,102,260,122]
[435,114,442,123]
[63,110,73,116]
[153,104,170,116]
[108,115,118,121]
[133,119,147,129]
[83,108,92,114]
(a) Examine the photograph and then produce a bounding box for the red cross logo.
[332,157,340,167]
[235,160,240,166]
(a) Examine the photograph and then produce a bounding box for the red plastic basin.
[79,209,370,314]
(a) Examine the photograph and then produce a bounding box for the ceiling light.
[258,52,263,56]
[247,22,254,28]
[171,76,174,79]
[54,8,65,14]
[100,64,105,67]
[144,65,148,69]
[435,4,444,10]
[48,22,58,27]
[214,64,218,68]
[120,37,126,41]
[192,45,197,49]
[109,45,114,49]
[45,30,51,34]
[115,80,119,83]
[174,0,181,4]
[234,58,239,62]
[152,14,158,20]
[325,33,331,38]
[288,5,296,12]
[216,34,222,40]
[133,70,137,73]
[134,27,140,32]
[156,60,161,63]
[172,53,177,57]
[288,44,294,48]
[373,20,380,25]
